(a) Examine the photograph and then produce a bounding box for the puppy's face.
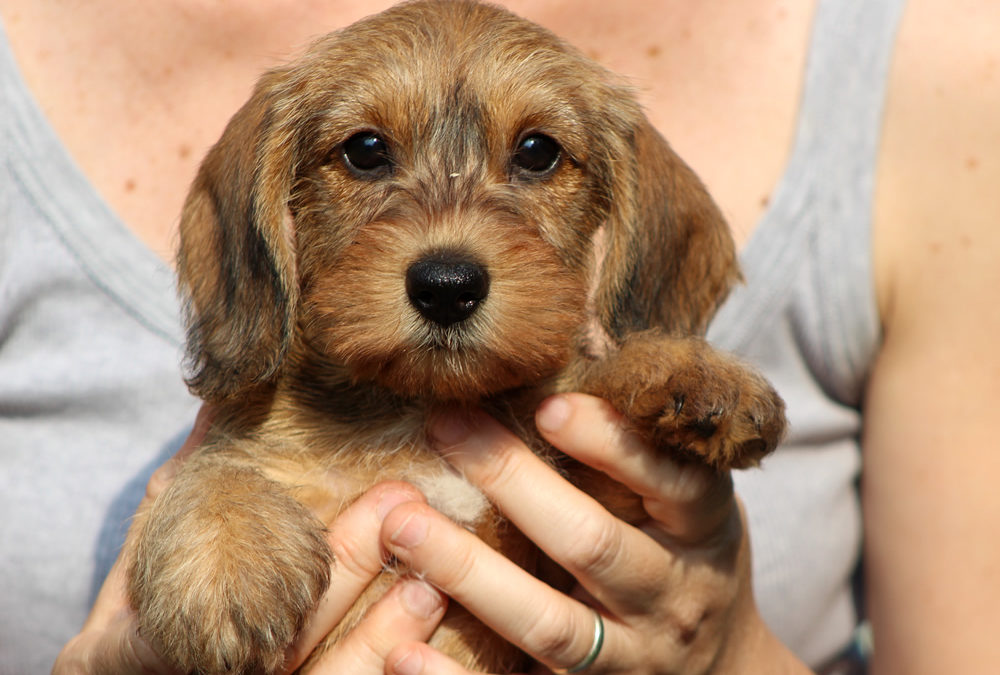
[179,0,739,403]
[290,5,628,399]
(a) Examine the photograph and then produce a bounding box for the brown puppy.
[127,1,786,672]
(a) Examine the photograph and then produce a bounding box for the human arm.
[379,395,812,674]
[864,1,1000,672]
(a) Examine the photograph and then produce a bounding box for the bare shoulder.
[875,0,1000,321]
[871,0,1000,389]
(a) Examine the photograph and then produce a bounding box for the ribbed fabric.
[709,0,906,664]
[0,18,199,674]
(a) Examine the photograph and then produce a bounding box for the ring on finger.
[557,609,604,674]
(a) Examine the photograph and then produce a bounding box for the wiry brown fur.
[127,1,786,672]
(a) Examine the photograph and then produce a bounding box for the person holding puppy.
[1,0,998,673]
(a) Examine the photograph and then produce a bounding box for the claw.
[691,411,721,438]
[673,394,686,416]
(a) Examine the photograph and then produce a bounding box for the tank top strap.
[709,0,907,407]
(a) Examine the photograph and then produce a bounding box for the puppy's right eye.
[341,132,393,176]
[512,133,562,177]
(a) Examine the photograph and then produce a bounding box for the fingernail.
[537,395,572,434]
[428,411,471,447]
[389,512,429,549]
[391,647,425,675]
[400,580,443,619]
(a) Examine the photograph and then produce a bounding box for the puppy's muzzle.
[406,253,490,327]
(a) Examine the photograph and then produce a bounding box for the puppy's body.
[128,1,786,672]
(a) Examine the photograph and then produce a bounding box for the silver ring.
[562,609,604,673]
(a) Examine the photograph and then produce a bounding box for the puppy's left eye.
[341,132,393,176]
[512,134,562,177]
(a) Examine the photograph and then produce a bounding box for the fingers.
[287,482,447,674]
[386,642,460,675]
[284,481,429,671]
[535,394,737,545]
[428,408,667,611]
[303,579,447,674]
[381,501,619,673]
[53,595,181,675]
[385,641,532,675]
[404,397,752,674]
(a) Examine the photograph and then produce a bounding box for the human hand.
[53,406,446,675]
[380,393,805,675]
[278,479,447,674]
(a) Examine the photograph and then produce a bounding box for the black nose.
[406,256,490,327]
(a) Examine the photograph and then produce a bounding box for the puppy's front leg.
[579,330,786,470]
[128,451,331,675]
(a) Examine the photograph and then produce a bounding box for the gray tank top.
[0,1,905,671]
[0,16,199,673]
[708,0,906,664]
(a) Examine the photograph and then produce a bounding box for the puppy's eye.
[342,132,392,175]
[512,134,562,177]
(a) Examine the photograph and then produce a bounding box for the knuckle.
[562,514,624,577]
[434,534,480,591]
[520,602,579,662]
[327,527,381,581]
[646,466,735,542]
[385,504,481,594]
[462,440,523,494]
[654,460,716,505]
[591,416,628,469]
[339,631,387,674]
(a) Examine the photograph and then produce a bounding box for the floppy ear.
[177,71,299,402]
[592,118,740,342]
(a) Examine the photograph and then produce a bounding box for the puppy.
[127,1,786,672]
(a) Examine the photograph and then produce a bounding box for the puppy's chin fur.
[129,1,787,673]
[314,313,583,401]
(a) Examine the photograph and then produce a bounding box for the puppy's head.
[178,0,739,403]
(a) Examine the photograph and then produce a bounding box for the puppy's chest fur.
[215,372,561,532]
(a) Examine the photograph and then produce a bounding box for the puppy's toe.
[581,331,787,470]
[660,365,785,468]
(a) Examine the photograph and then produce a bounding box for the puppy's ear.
[177,71,299,401]
[593,118,740,341]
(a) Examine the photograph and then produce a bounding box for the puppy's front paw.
[129,457,331,674]
[582,331,786,469]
